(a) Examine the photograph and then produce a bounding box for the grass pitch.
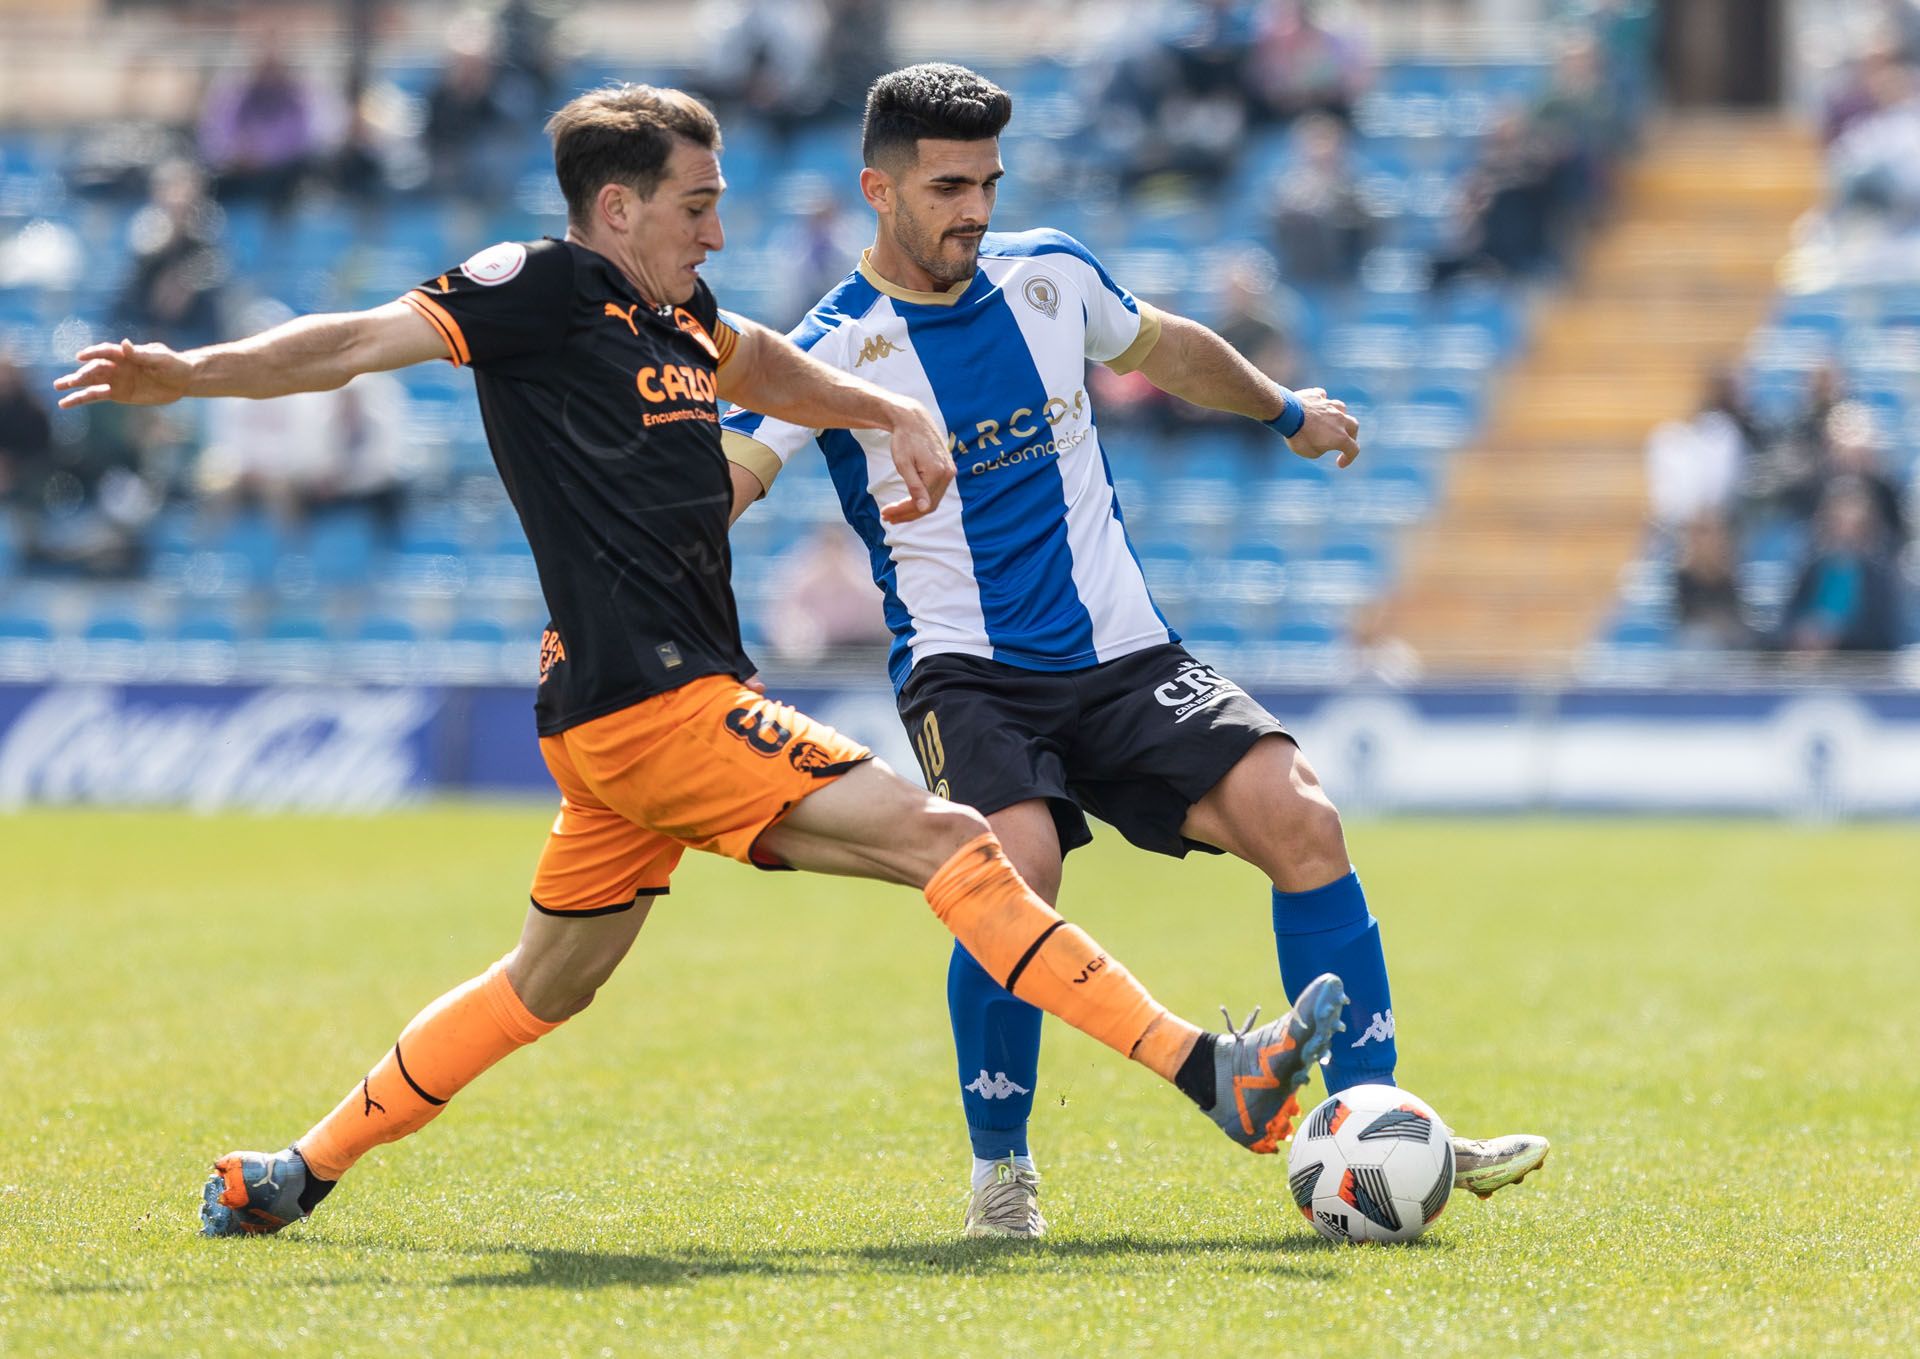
[3,809,1916,1357]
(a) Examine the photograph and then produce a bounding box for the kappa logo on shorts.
[724,703,794,757]
[1153,663,1243,724]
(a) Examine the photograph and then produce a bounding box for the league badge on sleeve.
[460,241,529,286]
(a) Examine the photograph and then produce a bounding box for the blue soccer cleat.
[200,1147,313,1237]
[1203,972,1348,1154]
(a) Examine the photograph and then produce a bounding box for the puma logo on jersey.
[605,301,641,335]
[854,335,903,367]
[964,1070,1030,1100]
[1350,1010,1395,1048]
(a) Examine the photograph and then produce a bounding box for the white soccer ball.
[1286,1084,1454,1244]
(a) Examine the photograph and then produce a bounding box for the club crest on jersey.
[1022,274,1061,319]
[459,241,527,286]
[673,308,720,360]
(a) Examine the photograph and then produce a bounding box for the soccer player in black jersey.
[55,84,1349,1239]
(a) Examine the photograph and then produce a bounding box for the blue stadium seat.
[83,614,147,643]
[210,512,284,589]
[0,611,54,642]
[307,508,381,589]
[447,616,509,646]
[355,615,417,644]
[174,611,242,645]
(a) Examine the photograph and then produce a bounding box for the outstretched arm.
[53,301,449,409]
[1129,309,1360,468]
[717,315,953,523]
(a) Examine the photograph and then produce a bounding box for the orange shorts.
[529,675,871,914]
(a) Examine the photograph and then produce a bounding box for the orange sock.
[297,958,559,1182]
[924,834,1200,1072]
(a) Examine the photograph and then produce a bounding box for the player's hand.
[53,339,193,410]
[743,673,767,695]
[1284,388,1361,469]
[880,399,955,524]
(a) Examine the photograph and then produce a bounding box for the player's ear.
[596,181,632,233]
[858,166,892,215]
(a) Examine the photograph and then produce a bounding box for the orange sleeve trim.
[401,290,470,366]
[713,316,741,370]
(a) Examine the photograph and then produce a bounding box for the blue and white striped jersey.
[721,228,1177,689]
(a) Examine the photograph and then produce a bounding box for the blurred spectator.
[1269,113,1372,286]
[425,32,526,210]
[495,0,570,109]
[819,0,899,116]
[1671,515,1752,650]
[12,397,170,579]
[1775,484,1905,653]
[1430,110,1558,284]
[1823,41,1907,144]
[1822,403,1908,550]
[1212,253,1299,385]
[0,353,53,508]
[198,43,342,211]
[1530,38,1623,226]
[199,305,414,533]
[770,184,869,329]
[699,0,833,127]
[1744,361,1841,521]
[331,101,394,203]
[1829,55,1920,220]
[1245,0,1369,125]
[766,524,890,663]
[1646,373,1747,531]
[114,160,228,351]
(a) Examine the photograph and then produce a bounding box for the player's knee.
[913,799,992,875]
[1277,756,1348,870]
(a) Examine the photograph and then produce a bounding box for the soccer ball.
[1286,1084,1454,1244]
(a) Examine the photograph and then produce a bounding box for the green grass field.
[4,809,1917,1357]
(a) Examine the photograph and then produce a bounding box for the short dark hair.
[861,63,1012,168]
[546,84,722,225]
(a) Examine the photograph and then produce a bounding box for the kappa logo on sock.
[361,1077,385,1117]
[964,1070,1031,1100]
[1350,1009,1396,1048]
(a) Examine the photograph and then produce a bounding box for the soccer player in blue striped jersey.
[721,64,1547,1237]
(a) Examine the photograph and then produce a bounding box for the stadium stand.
[1589,14,1920,668]
[0,0,1684,684]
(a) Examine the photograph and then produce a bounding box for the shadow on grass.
[42,1229,1438,1296]
[441,1231,1427,1288]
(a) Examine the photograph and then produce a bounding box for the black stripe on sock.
[392,1043,447,1106]
[1002,919,1066,994]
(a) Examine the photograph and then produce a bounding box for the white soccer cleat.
[962,1158,1046,1239]
[1451,1133,1550,1198]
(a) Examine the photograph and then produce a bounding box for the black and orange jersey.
[401,238,751,735]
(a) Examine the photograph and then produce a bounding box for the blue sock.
[947,939,1042,1160]
[1272,871,1397,1093]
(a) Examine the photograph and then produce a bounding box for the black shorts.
[895,643,1290,858]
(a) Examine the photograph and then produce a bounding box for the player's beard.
[894,202,982,288]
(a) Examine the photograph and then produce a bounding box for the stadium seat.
[209,511,285,591]
[306,508,381,589]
